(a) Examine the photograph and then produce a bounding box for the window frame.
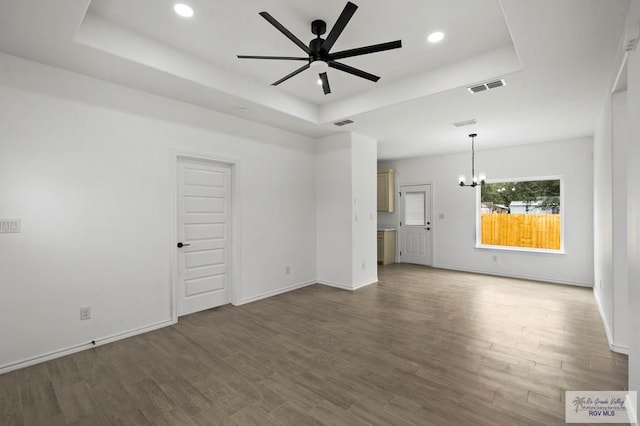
[475,175,565,254]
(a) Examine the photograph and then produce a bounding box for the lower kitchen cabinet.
[377,230,396,265]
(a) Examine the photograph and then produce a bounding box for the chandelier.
[458,133,486,187]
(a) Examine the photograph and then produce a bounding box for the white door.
[398,184,432,266]
[177,158,231,316]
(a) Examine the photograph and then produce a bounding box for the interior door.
[398,184,432,266]
[177,158,231,316]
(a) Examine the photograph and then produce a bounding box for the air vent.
[467,79,506,94]
[468,84,487,93]
[452,119,477,128]
[625,24,639,52]
[334,119,354,126]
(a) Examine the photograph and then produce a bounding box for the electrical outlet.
[285,266,290,275]
[0,219,20,233]
[80,307,91,320]
[361,262,366,270]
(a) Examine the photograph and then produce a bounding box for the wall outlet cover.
[0,219,20,233]
[80,307,91,320]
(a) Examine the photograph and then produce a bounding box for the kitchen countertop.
[377,228,397,232]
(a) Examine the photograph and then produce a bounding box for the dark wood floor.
[0,264,628,425]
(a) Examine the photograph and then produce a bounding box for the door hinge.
[400,221,402,226]
[400,251,402,256]
[399,192,402,197]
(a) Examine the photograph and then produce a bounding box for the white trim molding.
[593,288,630,355]
[171,151,242,317]
[0,319,174,375]
[233,281,316,306]
[433,264,593,287]
[627,392,638,426]
[319,279,378,291]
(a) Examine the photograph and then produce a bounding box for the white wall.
[594,89,631,353]
[627,25,640,398]
[316,132,378,290]
[612,91,630,351]
[0,54,317,371]
[379,137,594,286]
[351,133,378,287]
[316,133,353,287]
[594,94,614,338]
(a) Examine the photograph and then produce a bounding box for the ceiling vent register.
[467,79,506,93]
[452,119,477,127]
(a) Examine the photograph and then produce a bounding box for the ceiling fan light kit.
[173,3,193,18]
[237,1,402,95]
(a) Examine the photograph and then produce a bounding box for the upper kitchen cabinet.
[377,169,395,212]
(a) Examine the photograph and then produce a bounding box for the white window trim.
[475,175,565,254]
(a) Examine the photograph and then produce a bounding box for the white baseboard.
[352,278,378,290]
[593,288,630,355]
[318,278,378,291]
[611,342,630,355]
[234,280,315,306]
[627,393,638,426]
[432,263,593,287]
[0,319,175,375]
[593,288,614,345]
[317,280,353,290]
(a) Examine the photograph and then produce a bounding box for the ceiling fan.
[237,1,402,95]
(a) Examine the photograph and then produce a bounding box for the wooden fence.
[481,214,561,250]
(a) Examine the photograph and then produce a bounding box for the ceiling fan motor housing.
[311,19,326,36]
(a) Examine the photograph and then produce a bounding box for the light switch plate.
[0,219,20,233]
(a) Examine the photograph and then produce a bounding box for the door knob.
[425,227,430,231]
[177,242,190,248]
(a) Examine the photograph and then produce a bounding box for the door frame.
[397,182,433,266]
[170,152,241,323]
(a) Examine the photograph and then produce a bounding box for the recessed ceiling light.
[174,3,194,18]
[427,31,444,43]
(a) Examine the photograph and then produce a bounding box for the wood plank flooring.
[0,265,628,425]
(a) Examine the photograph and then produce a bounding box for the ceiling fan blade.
[259,12,311,55]
[329,61,380,82]
[319,72,331,95]
[329,40,402,61]
[321,2,358,53]
[272,63,311,86]
[237,55,309,61]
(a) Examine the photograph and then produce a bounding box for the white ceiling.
[0,0,631,159]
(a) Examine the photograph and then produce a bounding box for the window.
[478,177,562,252]
[404,191,426,226]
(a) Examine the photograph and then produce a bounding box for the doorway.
[176,157,233,316]
[398,184,432,266]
